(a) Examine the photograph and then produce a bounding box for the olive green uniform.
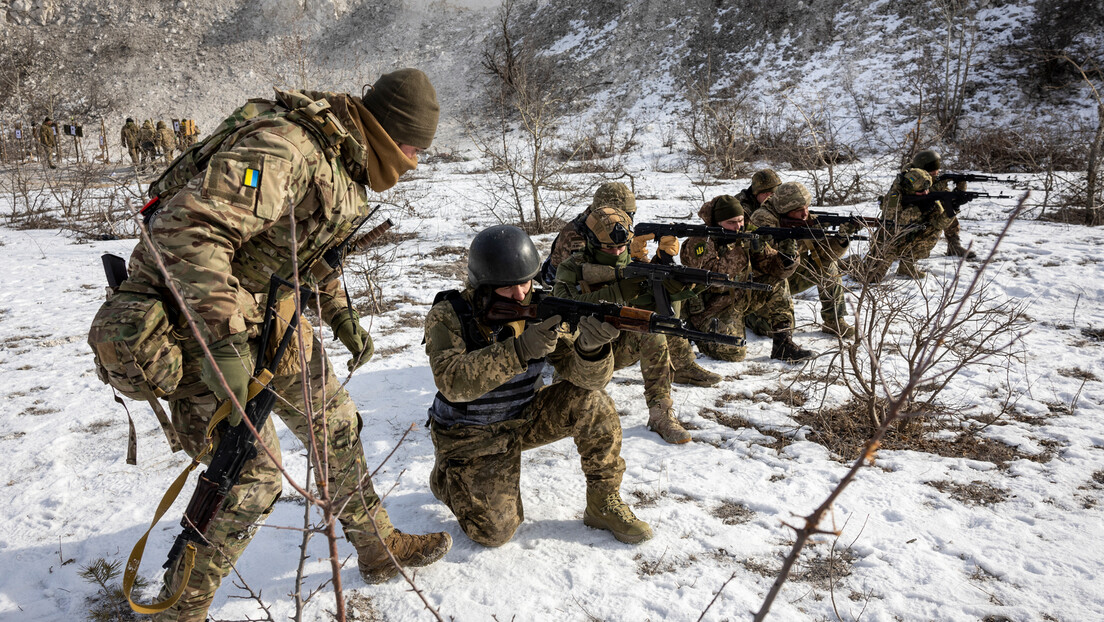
[120,120,140,165]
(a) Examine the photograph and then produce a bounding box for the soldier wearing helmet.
[553,207,702,444]
[424,225,652,546]
[746,181,855,341]
[912,149,976,259]
[854,167,953,281]
[735,169,783,216]
[680,194,810,363]
[156,120,177,165]
[120,118,140,166]
[36,116,57,169]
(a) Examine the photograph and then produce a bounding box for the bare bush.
[679,67,757,179]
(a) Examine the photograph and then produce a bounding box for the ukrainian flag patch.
[243,168,260,188]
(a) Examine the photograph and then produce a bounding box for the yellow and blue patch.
[242,168,260,188]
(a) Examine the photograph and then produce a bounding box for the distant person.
[735,169,782,217]
[120,118,140,165]
[911,149,977,259]
[138,119,157,167]
[156,120,177,165]
[857,168,953,281]
[36,117,57,169]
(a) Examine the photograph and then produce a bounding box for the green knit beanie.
[361,68,439,149]
[712,195,744,223]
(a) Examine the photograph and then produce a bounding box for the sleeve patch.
[693,241,707,257]
[243,168,260,188]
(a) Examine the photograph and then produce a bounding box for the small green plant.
[79,557,149,621]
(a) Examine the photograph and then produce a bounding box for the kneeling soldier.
[425,225,653,546]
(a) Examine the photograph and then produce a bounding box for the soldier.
[912,149,977,259]
[553,207,696,444]
[36,116,57,169]
[542,182,720,388]
[120,118,140,165]
[118,68,449,622]
[857,168,953,281]
[157,120,177,165]
[425,225,652,546]
[735,169,782,216]
[745,182,855,339]
[680,195,815,363]
[138,119,158,167]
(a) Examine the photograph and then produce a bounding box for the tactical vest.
[427,291,547,428]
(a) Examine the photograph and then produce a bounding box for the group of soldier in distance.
[83,67,1008,620]
[10,115,198,170]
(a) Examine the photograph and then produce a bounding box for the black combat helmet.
[911,149,942,173]
[467,225,541,288]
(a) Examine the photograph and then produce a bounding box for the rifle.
[900,190,1012,217]
[749,226,869,242]
[619,260,769,316]
[162,275,309,573]
[310,213,393,280]
[936,172,1015,185]
[805,210,898,229]
[484,290,746,347]
[633,221,760,245]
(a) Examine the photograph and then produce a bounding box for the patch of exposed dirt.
[1057,367,1099,381]
[927,480,1010,506]
[712,500,755,525]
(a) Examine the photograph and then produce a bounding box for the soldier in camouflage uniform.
[426,225,652,545]
[745,182,855,339]
[157,120,177,165]
[120,118,141,165]
[36,116,57,169]
[735,169,782,217]
[855,168,953,281]
[542,183,720,388]
[138,119,158,167]
[680,195,815,363]
[553,207,697,444]
[119,69,449,622]
[912,149,977,259]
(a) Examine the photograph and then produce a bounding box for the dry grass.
[927,480,1010,507]
[712,500,755,525]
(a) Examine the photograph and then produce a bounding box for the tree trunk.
[1086,102,1104,226]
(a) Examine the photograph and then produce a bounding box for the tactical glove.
[332,309,374,373]
[777,237,799,257]
[839,221,861,236]
[201,335,252,427]
[575,315,620,353]
[653,250,676,265]
[515,315,562,362]
[658,235,680,258]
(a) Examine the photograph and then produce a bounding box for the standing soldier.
[138,119,157,167]
[36,116,57,169]
[745,182,855,338]
[735,169,782,217]
[680,195,815,362]
[542,182,720,388]
[156,120,177,165]
[858,168,953,281]
[425,225,652,546]
[911,149,977,259]
[111,68,449,622]
[120,118,140,165]
[553,207,695,444]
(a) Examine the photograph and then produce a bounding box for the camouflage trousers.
[153,334,391,622]
[690,282,792,362]
[860,226,942,281]
[747,258,845,334]
[127,145,140,165]
[429,381,624,547]
[612,330,672,407]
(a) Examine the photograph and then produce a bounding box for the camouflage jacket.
[735,187,760,218]
[158,127,177,152]
[120,122,139,148]
[747,208,847,270]
[124,92,409,344]
[139,122,156,145]
[37,123,56,148]
[547,212,589,271]
[680,199,796,317]
[424,288,614,408]
[880,176,952,233]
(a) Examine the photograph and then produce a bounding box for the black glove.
[515,315,562,362]
[575,315,620,353]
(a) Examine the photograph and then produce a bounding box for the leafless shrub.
[679,67,758,179]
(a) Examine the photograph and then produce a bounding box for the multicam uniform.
[157,121,177,165]
[122,88,423,622]
[36,120,57,167]
[424,288,627,546]
[121,120,140,165]
[679,198,797,361]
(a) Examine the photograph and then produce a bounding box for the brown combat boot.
[770,330,817,363]
[896,259,927,280]
[945,234,977,259]
[583,490,653,544]
[358,530,452,584]
[821,317,856,339]
[647,398,691,444]
[673,360,722,387]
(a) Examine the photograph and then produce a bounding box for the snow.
[1,153,1103,621]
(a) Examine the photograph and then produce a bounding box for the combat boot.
[770,330,817,363]
[896,260,927,280]
[647,399,691,444]
[583,490,653,544]
[673,360,722,387]
[821,317,856,339]
[945,234,977,259]
[357,530,452,584]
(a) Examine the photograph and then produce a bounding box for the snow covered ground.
[1,153,1102,622]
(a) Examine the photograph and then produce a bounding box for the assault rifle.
[936,172,1015,185]
[749,226,868,242]
[310,214,393,280]
[633,221,760,245]
[162,275,309,574]
[805,210,898,229]
[900,190,1012,217]
[484,290,746,347]
[621,260,769,316]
